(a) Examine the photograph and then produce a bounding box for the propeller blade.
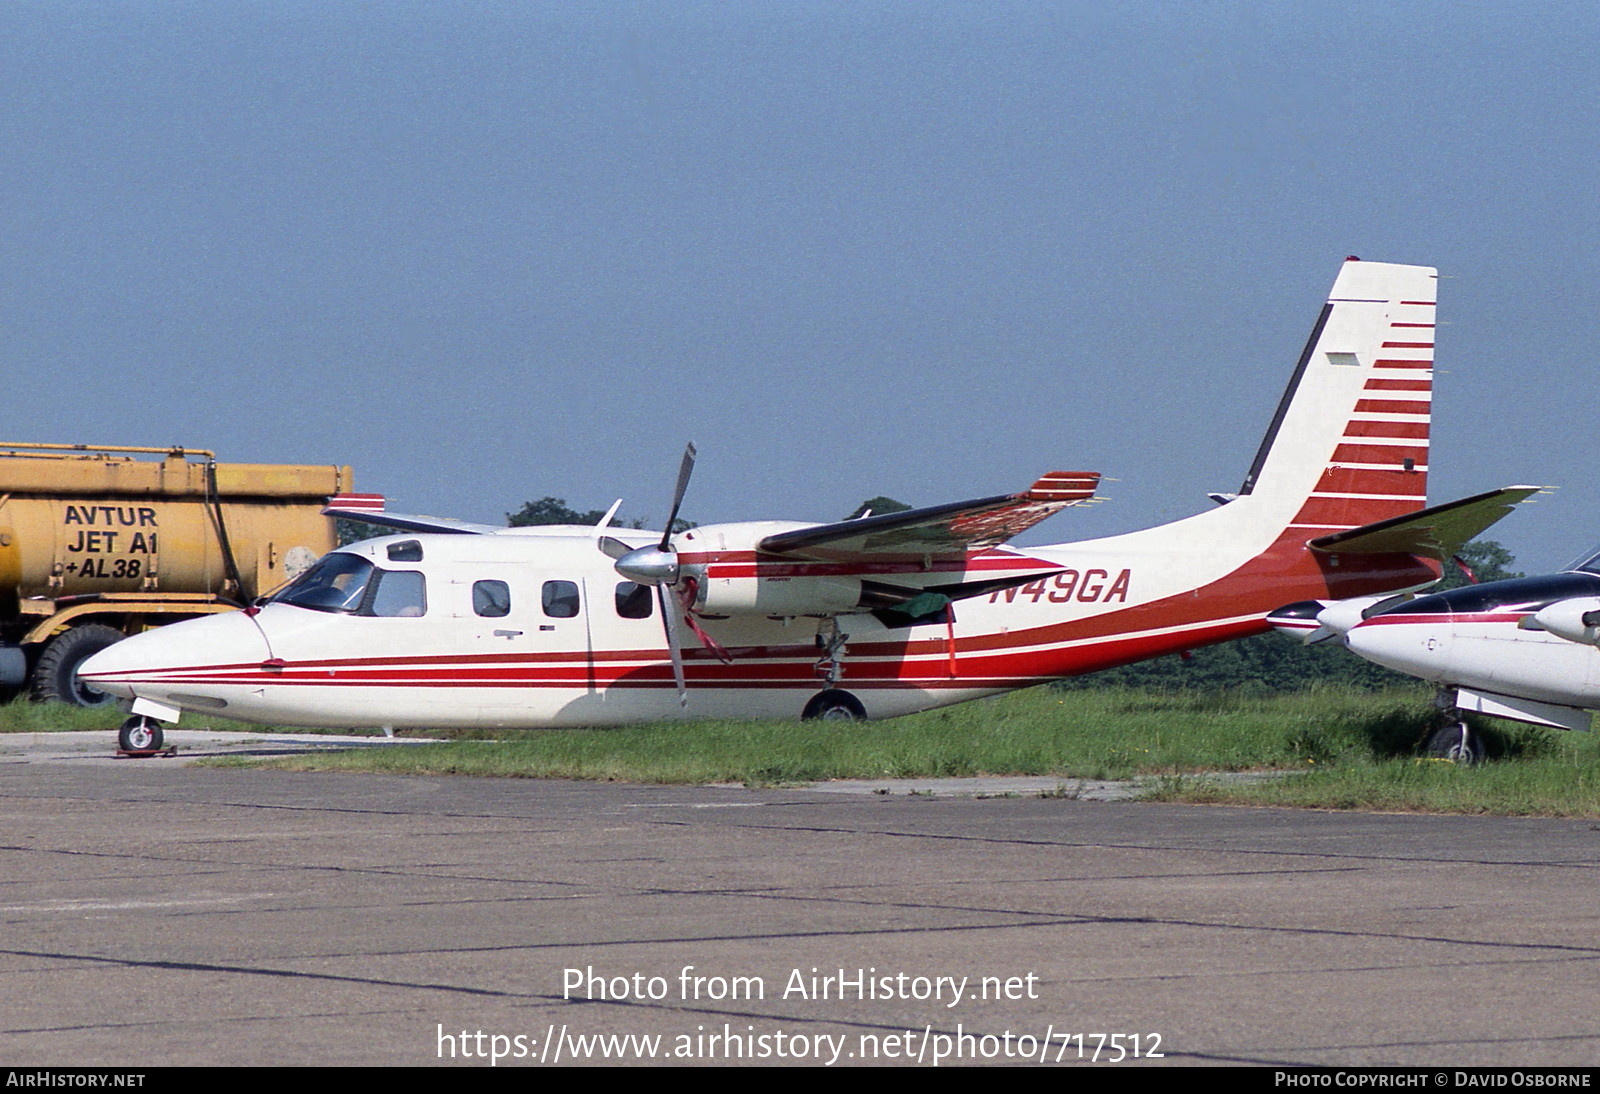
[658,585,687,706]
[660,441,697,549]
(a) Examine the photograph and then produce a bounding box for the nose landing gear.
[117,715,167,755]
[1421,702,1484,765]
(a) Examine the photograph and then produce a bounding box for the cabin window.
[542,580,580,619]
[368,570,427,617]
[473,580,511,618]
[387,540,424,562]
[270,553,374,614]
[615,581,653,619]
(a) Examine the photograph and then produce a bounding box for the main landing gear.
[803,620,866,721]
[803,689,866,721]
[117,715,166,754]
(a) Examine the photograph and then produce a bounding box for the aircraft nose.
[1344,618,1446,680]
[79,611,272,702]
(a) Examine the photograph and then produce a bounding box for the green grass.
[21,685,1600,817]
[215,683,1460,785]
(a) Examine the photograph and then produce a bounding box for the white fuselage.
[82,499,1434,730]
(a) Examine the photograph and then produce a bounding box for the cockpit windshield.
[1566,544,1600,576]
[1368,572,1600,618]
[272,554,373,613]
[268,553,427,617]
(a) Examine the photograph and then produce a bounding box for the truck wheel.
[31,625,125,707]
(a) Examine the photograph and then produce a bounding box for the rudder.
[1238,258,1435,536]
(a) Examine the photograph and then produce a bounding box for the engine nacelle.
[1315,593,1409,638]
[1530,597,1600,646]
[677,520,867,618]
[696,573,864,617]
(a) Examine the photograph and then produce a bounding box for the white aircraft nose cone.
[78,610,272,701]
[1345,618,1445,680]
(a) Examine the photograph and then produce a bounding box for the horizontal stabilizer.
[758,471,1100,561]
[325,492,385,513]
[321,505,500,536]
[1307,485,1541,561]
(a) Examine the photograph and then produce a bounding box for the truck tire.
[32,625,124,707]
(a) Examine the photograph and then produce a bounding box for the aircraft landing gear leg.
[1421,707,1484,765]
[118,715,166,754]
[813,620,849,687]
[805,621,864,720]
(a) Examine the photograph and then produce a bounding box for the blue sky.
[5,1,1596,571]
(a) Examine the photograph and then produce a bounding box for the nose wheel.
[1421,713,1484,765]
[118,716,165,754]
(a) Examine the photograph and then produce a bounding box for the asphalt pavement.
[2,731,1598,1067]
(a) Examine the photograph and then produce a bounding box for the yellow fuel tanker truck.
[0,443,364,705]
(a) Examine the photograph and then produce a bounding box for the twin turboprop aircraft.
[83,259,1530,751]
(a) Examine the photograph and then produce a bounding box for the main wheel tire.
[802,689,866,721]
[1423,721,1485,765]
[31,624,125,707]
[118,716,164,752]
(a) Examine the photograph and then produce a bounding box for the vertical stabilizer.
[1239,258,1435,535]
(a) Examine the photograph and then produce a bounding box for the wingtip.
[1026,471,1101,502]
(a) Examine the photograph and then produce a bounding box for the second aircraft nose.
[1344,618,1449,681]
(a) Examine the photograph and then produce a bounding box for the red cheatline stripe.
[98,617,1275,692]
[1400,300,1436,306]
[1363,378,1431,391]
[1390,323,1435,328]
[1354,399,1431,415]
[1358,611,1526,628]
[1382,342,1434,349]
[1371,359,1433,369]
[694,556,1059,579]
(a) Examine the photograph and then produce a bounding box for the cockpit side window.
[271,553,374,614]
[368,570,427,617]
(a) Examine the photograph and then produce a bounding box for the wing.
[1308,485,1542,561]
[757,471,1100,562]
